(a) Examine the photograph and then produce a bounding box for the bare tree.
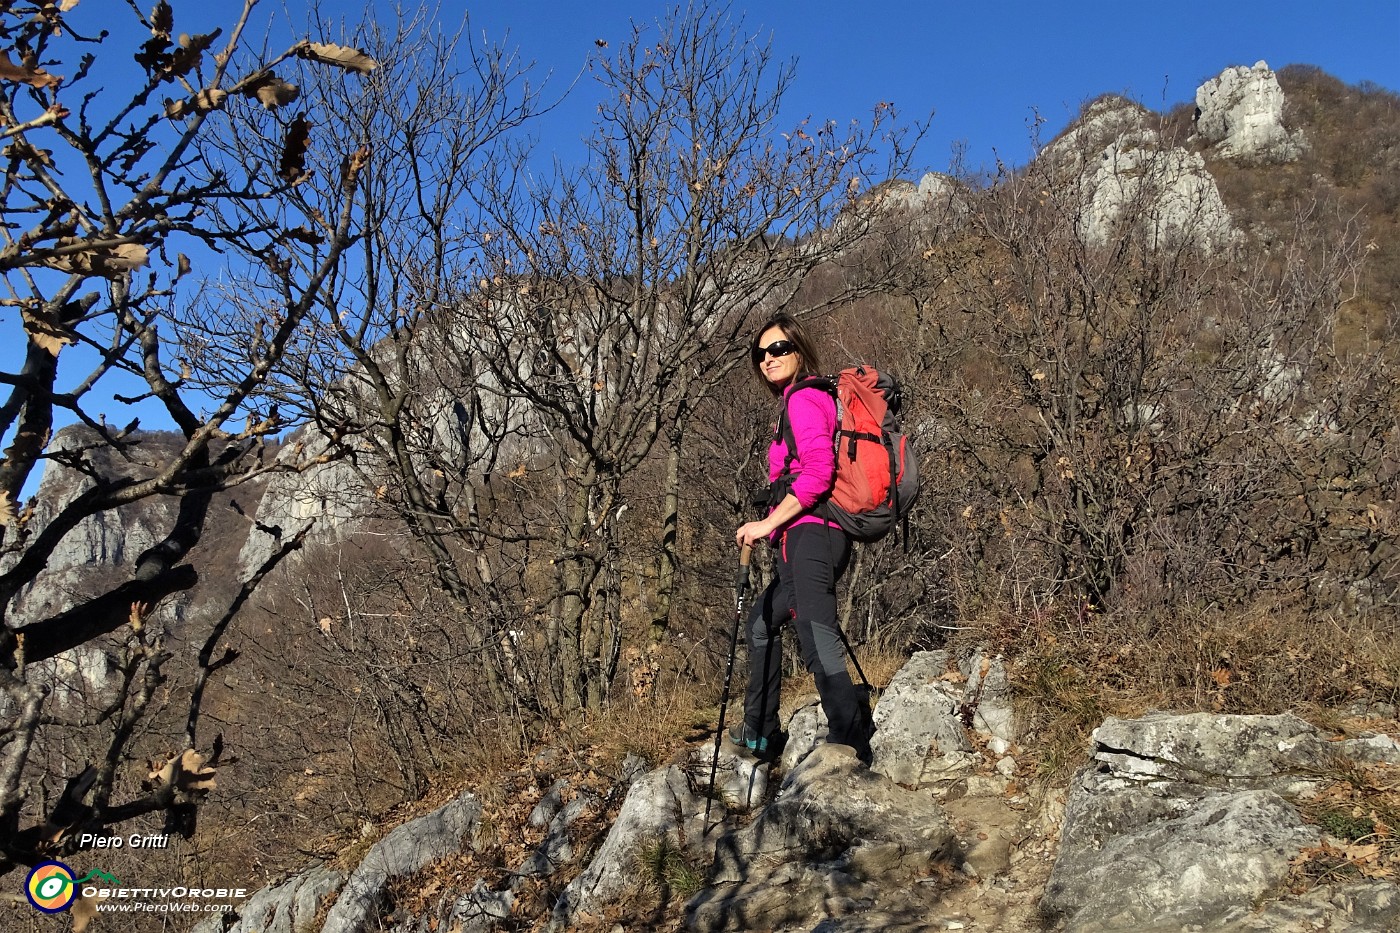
[911,100,1398,628]
[460,3,924,711]
[211,1,925,726]
[198,5,554,747]
[0,0,374,878]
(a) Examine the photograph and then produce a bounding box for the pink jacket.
[768,383,838,534]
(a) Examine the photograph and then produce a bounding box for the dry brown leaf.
[103,243,149,273]
[0,490,18,527]
[20,305,73,356]
[254,77,299,109]
[166,31,217,78]
[42,239,149,278]
[165,88,228,118]
[278,114,311,182]
[1344,842,1381,863]
[0,52,61,89]
[149,1,173,40]
[1210,667,1233,688]
[297,41,378,74]
[282,225,324,246]
[70,894,96,933]
[240,72,299,109]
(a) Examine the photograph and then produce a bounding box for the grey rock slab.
[781,698,827,771]
[687,863,866,933]
[447,880,515,933]
[1337,732,1400,766]
[192,864,345,933]
[527,777,570,829]
[321,790,480,933]
[870,650,976,789]
[520,787,599,877]
[1219,881,1400,932]
[1043,788,1319,930]
[1090,711,1334,785]
[961,649,1019,744]
[550,761,708,929]
[712,743,958,884]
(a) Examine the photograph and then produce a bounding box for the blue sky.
[8,0,1399,496]
[340,0,1400,173]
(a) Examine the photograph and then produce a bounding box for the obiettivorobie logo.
[23,859,248,918]
[24,862,122,913]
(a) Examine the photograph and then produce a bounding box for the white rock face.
[1043,96,1234,252]
[1045,95,1155,167]
[6,427,195,704]
[1195,60,1303,163]
[233,431,362,576]
[1083,136,1234,251]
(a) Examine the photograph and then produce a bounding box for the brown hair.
[749,312,824,395]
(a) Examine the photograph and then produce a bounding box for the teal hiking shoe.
[728,723,783,760]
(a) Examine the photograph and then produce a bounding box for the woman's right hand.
[736,519,775,549]
[736,493,805,548]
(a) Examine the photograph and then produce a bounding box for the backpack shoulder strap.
[789,374,836,397]
[777,376,837,472]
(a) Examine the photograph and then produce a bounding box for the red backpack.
[778,367,920,542]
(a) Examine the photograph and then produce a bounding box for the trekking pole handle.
[735,543,752,593]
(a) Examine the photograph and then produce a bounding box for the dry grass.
[953,600,1400,782]
[279,599,1400,931]
[1291,756,1400,890]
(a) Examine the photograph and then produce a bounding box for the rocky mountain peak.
[1194,60,1306,163]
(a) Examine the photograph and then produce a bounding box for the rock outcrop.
[5,427,186,627]
[688,743,958,932]
[193,790,480,933]
[1041,96,1234,252]
[190,865,346,933]
[1195,60,1305,163]
[3,426,237,703]
[1042,712,1400,932]
[210,652,1400,933]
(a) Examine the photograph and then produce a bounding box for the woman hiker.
[732,312,873,764]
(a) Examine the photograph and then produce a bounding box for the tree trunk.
[554,473,594,712]
[651,425,685,642]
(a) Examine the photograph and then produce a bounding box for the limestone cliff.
[1195,60,1306,163]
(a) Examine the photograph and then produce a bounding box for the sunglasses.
[753,339,797,363]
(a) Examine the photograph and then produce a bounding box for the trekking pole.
[834,622,871,690]
[704,543,753,831]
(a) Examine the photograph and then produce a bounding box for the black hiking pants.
[742,522,872,759]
